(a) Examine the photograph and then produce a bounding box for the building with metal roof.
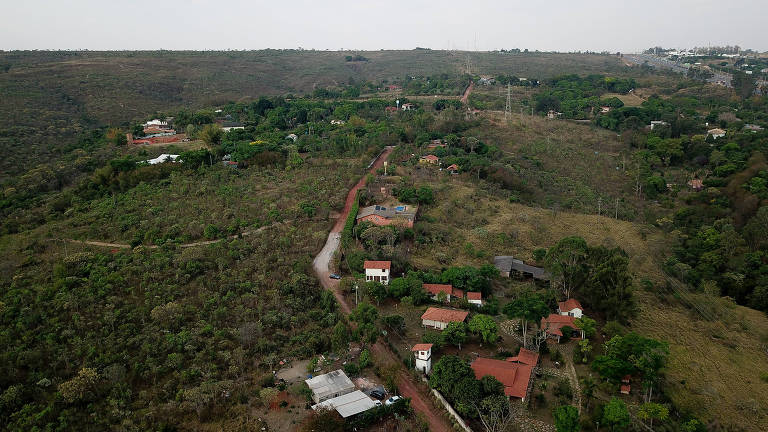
[311,390,377,418]
[305,369,356,403]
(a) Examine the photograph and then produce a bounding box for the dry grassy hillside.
[412,182,768,431]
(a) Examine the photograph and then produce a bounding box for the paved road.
[312,146,454,431]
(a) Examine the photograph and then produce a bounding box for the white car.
[373,400,382,407]
[384,396,402,406]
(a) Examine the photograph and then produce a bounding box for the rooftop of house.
[363,260,391,270]
[471,357,533,399]
[311,390,375,418]
[558,298,582,312]
[446,164,459,171]
[541,314,581,337]
[467,291,482,301]
[356,203,416,221]
[411,343,433,352]
[305,370,355,396]
[420,154,439,161]
[506,347,540,366]
[494,256,550,280]
[423,284,454,296]
[421,307,469,323]
[708,128,726,134]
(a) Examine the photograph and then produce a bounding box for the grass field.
[410,180,768,431]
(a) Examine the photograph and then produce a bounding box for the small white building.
[364,261,390,285]
[305,369,356,404]
[467,291,483,306]
[412,343,433,375]
[145,154,179,165]
[650,120,669,130]
[557,299,583,318]
[144,119,168,128]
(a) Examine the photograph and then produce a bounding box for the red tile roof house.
[506,347,539,366]
[557,298,583,318]
[471,357,534,401]
[421,307,469,330]
[427,139,447,149]
[446,164,460,174]
[419,154,439,164]
[540,314,584,343]
[466,291,483,306]
[364,261,391,285]
[423,284,463,303]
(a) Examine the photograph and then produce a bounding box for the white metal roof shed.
[311,390,376,418]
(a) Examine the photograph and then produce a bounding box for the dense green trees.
[553,405,580,432]
[592,332,669,402]
[468,314,499,344]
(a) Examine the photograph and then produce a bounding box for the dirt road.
[312,146,453,431]
[460,81,474,104]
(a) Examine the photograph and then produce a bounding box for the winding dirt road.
[312,146,453,431]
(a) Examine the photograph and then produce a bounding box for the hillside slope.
[411,180,768,431]
[0,50,624,178]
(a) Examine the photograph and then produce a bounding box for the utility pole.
[597,197,602,216]
[615,197,619,219]
[504,83,512,121]
[354,283,359,306]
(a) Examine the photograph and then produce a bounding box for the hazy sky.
[1,0,765,52]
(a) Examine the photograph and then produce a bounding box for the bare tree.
[475,395,516,432]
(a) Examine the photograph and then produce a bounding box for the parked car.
[329,273,341,280]
[384,396,402,406]
[369,389,386,400]
[373,400,382,407]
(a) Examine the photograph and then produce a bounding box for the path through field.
[461,81,474,104]
[312,146,454,431]
[57,221,283,250]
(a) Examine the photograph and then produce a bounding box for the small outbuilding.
[311,390,376,418]
[557,299,583,318]
[305,369,356,404]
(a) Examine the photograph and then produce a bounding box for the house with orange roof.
[557,298,583,318]
[466,291,483,306]
[471,357,533,401]
[421,307,469,330]
[419,154,439,165]
[541,314,584,342]
[364,260,391,285]
[446,164,459,174]
[506,347,539,366]
[423,284,460,302]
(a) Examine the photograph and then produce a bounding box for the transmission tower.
[504,83,512,120]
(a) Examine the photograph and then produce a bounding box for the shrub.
[343,362,360,376]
